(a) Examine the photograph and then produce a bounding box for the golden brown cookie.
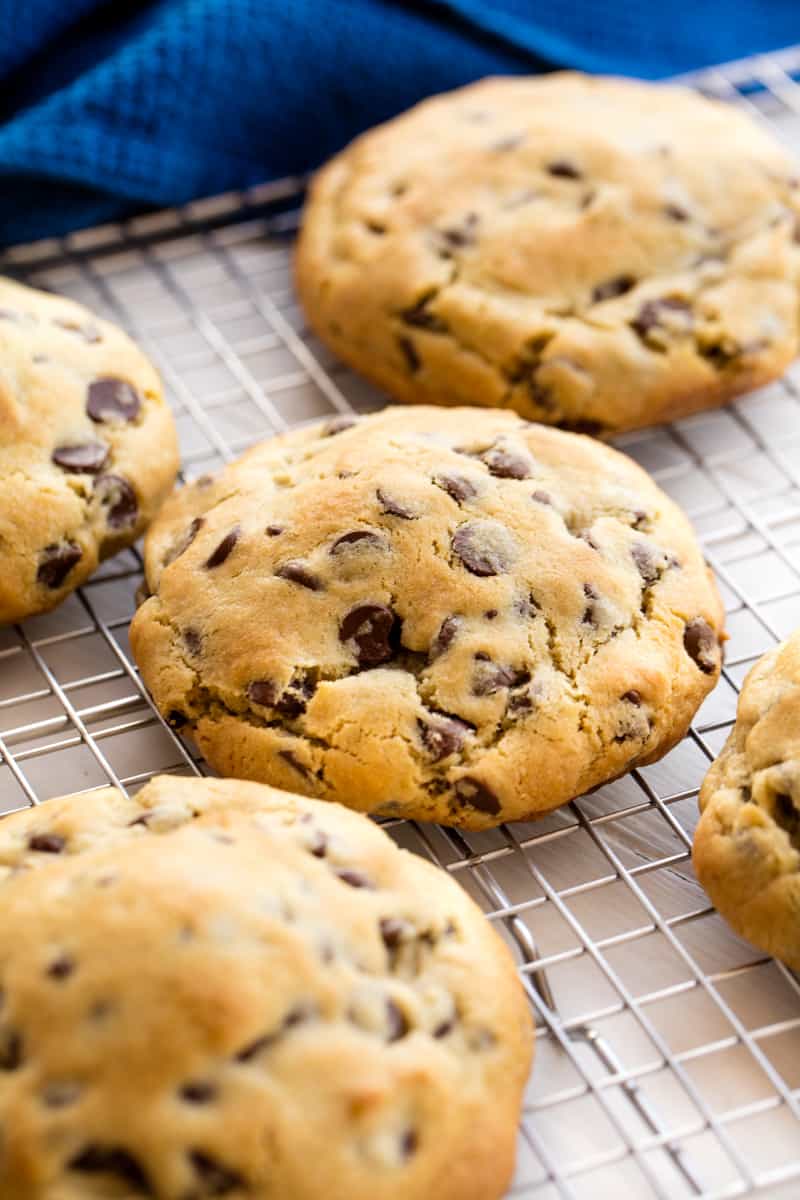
[131,406,725,828]
[694,628,800,969]
[296,73,800,435]
[0,277,178,624]
[0,774,531,1200]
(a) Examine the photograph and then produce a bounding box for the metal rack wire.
[2,44,800,1200]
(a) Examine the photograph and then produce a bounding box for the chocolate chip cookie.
[296,73,800,435]
[0,774,532,1199]
[131,407,725,828]
[0,277,179,623]
[693,629,800,969]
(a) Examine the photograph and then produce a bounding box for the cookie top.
[296,73,800,435]
[0,775,531,1200]
[0,277,179,624]
[694,629,800,970]
[131,406,724,828]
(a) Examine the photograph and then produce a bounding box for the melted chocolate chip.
[183,628,202,656]
[167,710,188,729]
[386,999,409,1043]
[397,335,421,372]
[46,956,75,980]
[308,829,328,858]
[592,275,636,304]
[433,1018,455,1039]
[51,442,109,474]
[664,203,689,221]
[440,213,479,248]
[321,415,358,436]
[204,527,240,569]
[247,680,278,707]
[631,542,659,585]
[430,615,461,660]
[622,690,642,705]
[453,777,501,816]
[86,378,142,424]
[683,618,718,674]
[165,516,204,566]
[481,446,533,479]
[452,523,511,576]
[418,715,470,760]
[472,660,528,696]
[335,868,374,889]
[0,1030,22,1070]
[630,297,691,341]
[339,604,399,666]
[401,297,447,332]
[266,523,285,537]
[275,560,322,590]
[531,489,552,506]
[29,833,65,853]
[69,1146,150,1191]
[582,582,599,626]
[377,488,418,519]
[278,749,311,779]
[95,474,138,530]
[180,1081,218,1104]
[379,917,408,952]
[330,530,386,555]
[37,542,82,589]
[434,473,477,503]
[547,160,582,179]
[188,1150,243,1196]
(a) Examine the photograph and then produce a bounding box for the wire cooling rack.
[2,43,800,1200]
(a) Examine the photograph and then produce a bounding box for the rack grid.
[2,43,800,1200]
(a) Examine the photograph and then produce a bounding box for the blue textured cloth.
[0,0,798,245]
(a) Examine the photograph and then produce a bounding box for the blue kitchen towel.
[0,0,798,245]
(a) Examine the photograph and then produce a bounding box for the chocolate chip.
[69,1147,150,1192]
[401,297,447,332]
[531,489,552,506]
[622,690,642,705]
[167,710,188,729]
[440,212,479,248]
[559,418,610,436]
[51,442,109,474]
[86,378,141,424]
[632,542,659,585]
[453,777,501,816]
[278,749,311,779]
[183,628,202,656]
[418,714,470,760]
[0,1030,22,1070]
[330,530,386,555]
[472,660,528,696]
[365,220,386,234]
[181,1081,217,1104]
[664,203,689,221]
[321,415,358,436]
[683,618,718,674]
[275,560,322,590]
[377,488,418,519]
[429,615,461,661]
[397,335,421,372]
[484,609,498,620]
[308,829,328,858]
[452,522,511,576]
[582,582,599,626]
[29,833,65,853]
[547,160,582,179]
[95,474,138,530]
[165,516,204,566]
[335,868,374,889]
[630,297,691,341]
[379,917,408,952]
[480,446,533,479]
[433,1018,455,1038]
[37,542,82,589]
[46,955,75,980]
[188,1150,243,1196]
[386,999,409,1043]
[592,275,636,304]
[247,680,278,707]
[434,473,477,503]
[204,527,240,569]
[774,793,799,838]
[339,604,399,667]
[266,523,285,536]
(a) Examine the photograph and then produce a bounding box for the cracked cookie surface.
[0,277,179,623]
[296,73,800,435]
[0,775,531,1200]
[131,406,724,828]
[693,629,800,969]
